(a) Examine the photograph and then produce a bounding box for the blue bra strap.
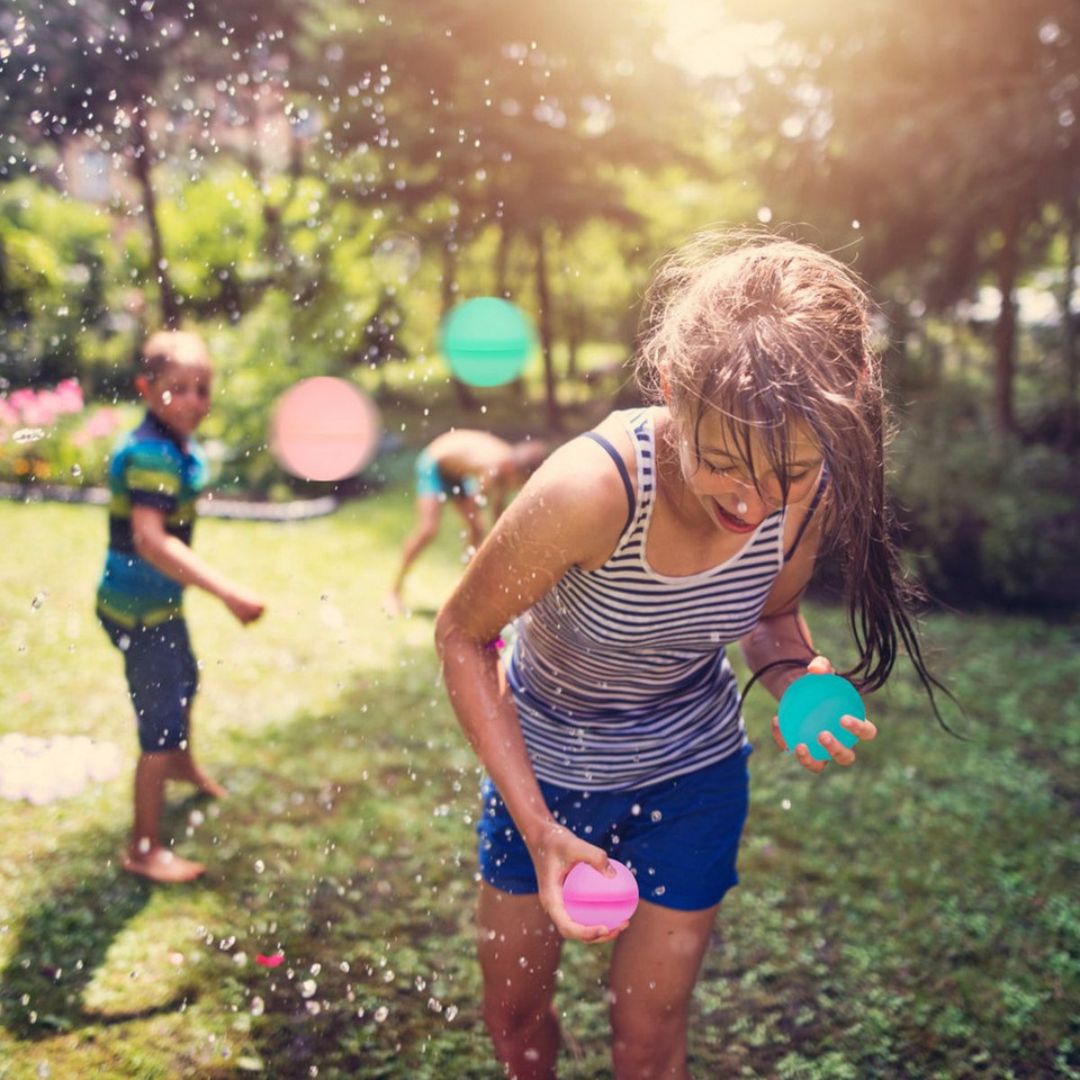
[582,431,635,537]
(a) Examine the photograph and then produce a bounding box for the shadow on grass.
[0,831,199,1040]
[198,640,490,1077]
[1,639,495,1074]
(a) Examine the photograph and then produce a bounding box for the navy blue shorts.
[477,747,752,912]
[98,612,198,752]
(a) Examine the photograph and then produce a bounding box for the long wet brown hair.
[636,231,953,726]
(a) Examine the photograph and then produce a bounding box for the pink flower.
[1,380,84,428]
[8,388,36,418]
[75,406,123,444]
[14,398,54,427]
[26,391,59,427]
[54,378,84,414]
[255,953,285,968]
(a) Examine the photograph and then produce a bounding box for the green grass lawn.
[0,495,1077,1079]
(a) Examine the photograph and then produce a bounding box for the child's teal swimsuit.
[414,449,480,499]
[96,412,207,751]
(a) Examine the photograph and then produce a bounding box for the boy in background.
[385,429,548,616]
[96,331,265,883]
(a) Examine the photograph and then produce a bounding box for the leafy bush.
[891,415,1080,608]
[199,288,391,497]
[157,167,270,318]
[0,179,129,392]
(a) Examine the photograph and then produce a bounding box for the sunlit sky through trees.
[659,0,781,78]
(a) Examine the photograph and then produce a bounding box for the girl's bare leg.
[477,882,564,1079]
[607,900,720,1079]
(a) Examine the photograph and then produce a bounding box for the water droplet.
[650,809,662,823]
[161,390,173,405]
[254,859,265,873]
[374,1005,389,1023]
[300,979,317,999]
[781,798,792,811]
[71,464,83,478]
[31,592,47,610]
[251,996,265,1016]
[1039,19,1061,44]
[630,803,641,816]
[13,428,46,444]
[445,1004,458,1022]
[756,206,773,224]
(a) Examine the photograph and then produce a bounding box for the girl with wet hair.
[436,232,947,1079]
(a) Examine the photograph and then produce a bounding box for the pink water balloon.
[269,377,380,482]
[562,859,639,929]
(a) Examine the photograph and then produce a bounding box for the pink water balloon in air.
[269,377,380,482]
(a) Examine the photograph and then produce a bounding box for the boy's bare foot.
[191,771,228,799]
[166,754,228,798]
[122,846,205,884]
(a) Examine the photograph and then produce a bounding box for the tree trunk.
[993,215,1020,437]
[130,109,180,330]
[533,226,560,430]
[495,224,512,299]
[441,238,476,409]
[496,223,529,399]
[1062,182,1078,452]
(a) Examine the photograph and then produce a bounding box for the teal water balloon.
[439,297,536,388]
[777,673,865,763]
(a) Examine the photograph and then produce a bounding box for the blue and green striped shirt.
[96,412,207,627]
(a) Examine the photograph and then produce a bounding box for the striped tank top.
[507,409,794,790]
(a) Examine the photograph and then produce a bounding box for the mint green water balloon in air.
[439,297,536,388]
[777,673,865,763]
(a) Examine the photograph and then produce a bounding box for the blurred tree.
[0,0,311,329]
[353,289,408,398]
[1058,170,1079,449]
[306,0,708,427]
[725,0,1080,435]
[0,180,116,386]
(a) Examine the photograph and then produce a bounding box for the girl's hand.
[527,821,630,943]
[770,655,878,774]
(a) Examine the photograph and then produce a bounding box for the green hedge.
[891,417,1080,609]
